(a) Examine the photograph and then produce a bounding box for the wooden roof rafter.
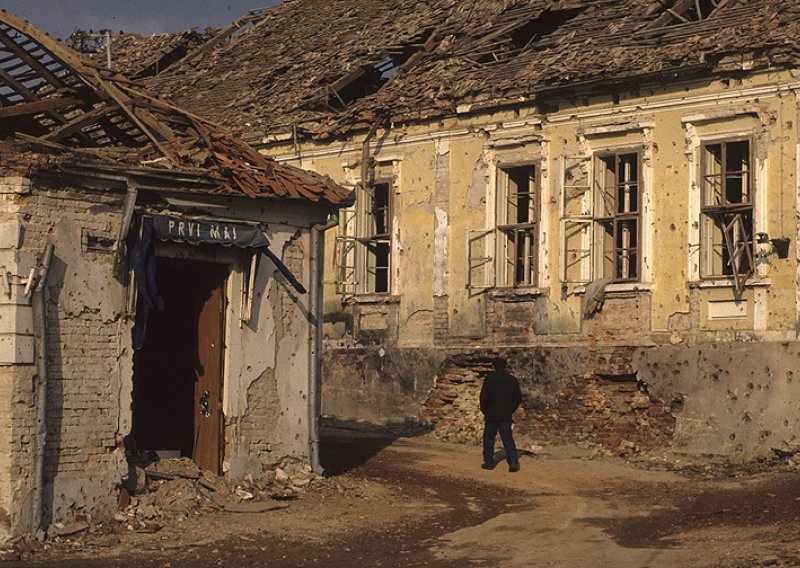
[0,10,351,205]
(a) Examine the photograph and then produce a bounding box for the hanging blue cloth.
[129,216,165,350]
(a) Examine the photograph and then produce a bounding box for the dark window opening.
[510,8,585,50]
[498,165,538,287]
[476,7,584,64]
[357,182,392,293]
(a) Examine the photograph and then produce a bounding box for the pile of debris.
[116,456,320,532]
[520,374,675,457]
[419,358,494,444]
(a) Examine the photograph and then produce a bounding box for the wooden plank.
[43,103,117,141]
[99,81,177,160]
[0,96,80,118]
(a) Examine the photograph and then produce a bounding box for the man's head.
[492,357,507,371]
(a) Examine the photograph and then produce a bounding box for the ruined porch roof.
[0,11,350,205]
[147,0,800,140]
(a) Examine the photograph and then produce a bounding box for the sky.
[3,0,281,40]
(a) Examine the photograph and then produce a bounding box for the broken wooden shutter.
[722,213,754,294]
[560,155,593,283]
[239,249,260,325]
[466,228,495,292]
[334,205,357,295]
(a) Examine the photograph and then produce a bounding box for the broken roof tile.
[145,0,800,140]
[0,11,350,205]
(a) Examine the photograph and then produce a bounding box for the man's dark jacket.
[479,369,523,422]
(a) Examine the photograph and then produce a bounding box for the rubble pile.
[520,375,675,457]
[116,456,320,531]
[419,359,493,444]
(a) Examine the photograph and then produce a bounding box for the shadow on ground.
[579,473,800,550]
[319,416,433,475]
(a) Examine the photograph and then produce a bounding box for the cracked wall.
[0,178,326,537]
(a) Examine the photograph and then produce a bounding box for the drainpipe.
[31,243,55,532]
[309,212,338,474]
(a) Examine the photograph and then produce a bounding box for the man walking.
[480,357,523,472]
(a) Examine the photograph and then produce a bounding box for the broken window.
[496,165,538,287]
[700,140,753,289]
[335,181,393,295]
[594,152,640,281]
[650,0,735,27]
[561,156,593,283]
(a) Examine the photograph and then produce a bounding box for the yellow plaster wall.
[266,68,800,345]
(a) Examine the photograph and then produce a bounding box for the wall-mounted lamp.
[756,232,791,259]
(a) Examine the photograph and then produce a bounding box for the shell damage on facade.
[0,11,349,540]
[136,0,800,464]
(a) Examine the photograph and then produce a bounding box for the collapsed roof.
[89,30,210,80]
[146,0,800,140]
[0,10,350,205]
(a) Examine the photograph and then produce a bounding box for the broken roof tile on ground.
[144,0,800,140]
[0,10,350,204]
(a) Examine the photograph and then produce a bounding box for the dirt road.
[5,435,800,567]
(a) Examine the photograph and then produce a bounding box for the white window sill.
[688,278,770,290]
[572,282,653,295]
[489,287,549,301]
[342,293,400,305]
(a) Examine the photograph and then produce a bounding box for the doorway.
[133,256,227,474]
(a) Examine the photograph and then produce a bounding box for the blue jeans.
[483,421,518,466]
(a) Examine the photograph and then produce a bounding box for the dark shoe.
[481,462,495,470]
[508,462,520,473]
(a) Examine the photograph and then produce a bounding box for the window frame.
[356,179,393,294]
[495,161,540,289]
[592,150,643,283]
[698,137,755,282]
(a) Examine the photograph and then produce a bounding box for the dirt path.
[5,435,800,567]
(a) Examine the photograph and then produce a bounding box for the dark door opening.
[133,256,227,474]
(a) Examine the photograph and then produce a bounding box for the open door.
[133,257,227,474]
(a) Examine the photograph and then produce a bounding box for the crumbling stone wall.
[24,186,128,528]
[520,375,675,456]
[236,367,280,467]
[322,346,444,425]
[419,356,492,443]
[0,177,129,538]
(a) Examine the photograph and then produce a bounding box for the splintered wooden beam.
[181,13,261,66]
[0,96,80,118]
[99,81,177,161]
[43,103,117,141]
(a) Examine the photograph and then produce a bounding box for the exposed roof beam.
[0,96,80,118]
[0,29,67,89]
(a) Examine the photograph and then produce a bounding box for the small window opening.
[326,31,433,108]
[509,8,585,50]
[477,7,584,64]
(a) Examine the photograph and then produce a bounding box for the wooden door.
[192,266,226,474]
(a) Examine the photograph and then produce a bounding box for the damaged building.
[0,13,349,539]
[143,0,800,460]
